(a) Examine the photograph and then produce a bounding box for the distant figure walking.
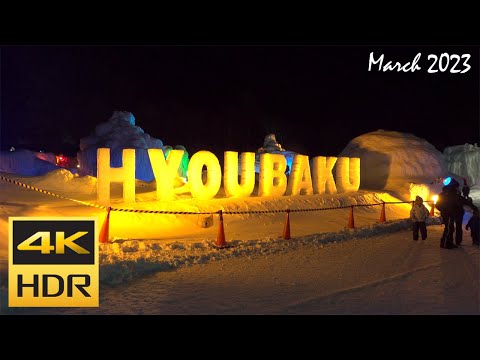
[410,196,429,241]
[466,210,479,246]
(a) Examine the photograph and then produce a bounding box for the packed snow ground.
[3,225,478,315]
[0,171,478,314]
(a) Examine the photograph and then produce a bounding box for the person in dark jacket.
[466,209,479,245]
[436,180,463,249]
[454,190,466,246]
[437,178,477,248]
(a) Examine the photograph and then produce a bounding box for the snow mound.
[77,111,164,182]
[443,143,480,186]
[9,169,97,195]
[339,130,449,200]
[0,149,60,176]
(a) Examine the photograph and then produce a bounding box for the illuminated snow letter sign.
[188,151,222,200]
[97,148,136,203]
[311,156,338,194]
[224,151,255,198]
[96,148,360,202]
[258,153,288,196]
[335,157,360,193]
[286,154,313,196]
[148,149,184,201]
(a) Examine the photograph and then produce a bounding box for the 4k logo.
[18,231,90,254]
[9,217,99,307]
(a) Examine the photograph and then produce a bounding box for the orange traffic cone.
[429,202,435,217]
[99,207,111,244]
[283,209,291,240]
[216,210,227,248]
[348,205,355,229]
[379,202,386,223]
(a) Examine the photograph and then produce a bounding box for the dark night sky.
[1,46,479,158]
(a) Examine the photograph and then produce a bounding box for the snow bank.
[339,130,449,200]
[77,111,164,182]
[3,169,97,195]
[98,217,442,285]
[444,143,480,186]
[0,149,60,176]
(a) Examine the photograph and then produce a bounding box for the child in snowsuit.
[410,196,430,240]
[466,210,479,246]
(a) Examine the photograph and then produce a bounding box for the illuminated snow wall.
[444,143,480,186]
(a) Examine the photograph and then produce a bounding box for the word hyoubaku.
[368,52,471,74]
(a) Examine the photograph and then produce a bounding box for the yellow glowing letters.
[96,148,360,202]
[148,149,184,201]
[258,153,288,196]
[223,151,255,197]
[188,151,222,200]
[97,148,136,204]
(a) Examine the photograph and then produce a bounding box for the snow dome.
[338,130,449,200]
[77,111,164,182]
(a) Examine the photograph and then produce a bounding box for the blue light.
[443,177,451,186]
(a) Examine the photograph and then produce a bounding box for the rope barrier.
[2,175,440,245]
[0,175,107,210]
[0,175,430,215]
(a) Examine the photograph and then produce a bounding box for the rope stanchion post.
[99,207,111,244]
[282,209,291,240]
[379,201,386,223]
[348,205,355,229]
[215,209,227,248]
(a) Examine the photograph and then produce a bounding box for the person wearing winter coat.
[466,209,479,246]
[410,196,430,241]
[435,182,463,249]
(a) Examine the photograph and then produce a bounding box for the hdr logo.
[9,217,99,307]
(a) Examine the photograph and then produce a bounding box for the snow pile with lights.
[443,143,480,186]
[77,111,164,182]
[254,133,296,174]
